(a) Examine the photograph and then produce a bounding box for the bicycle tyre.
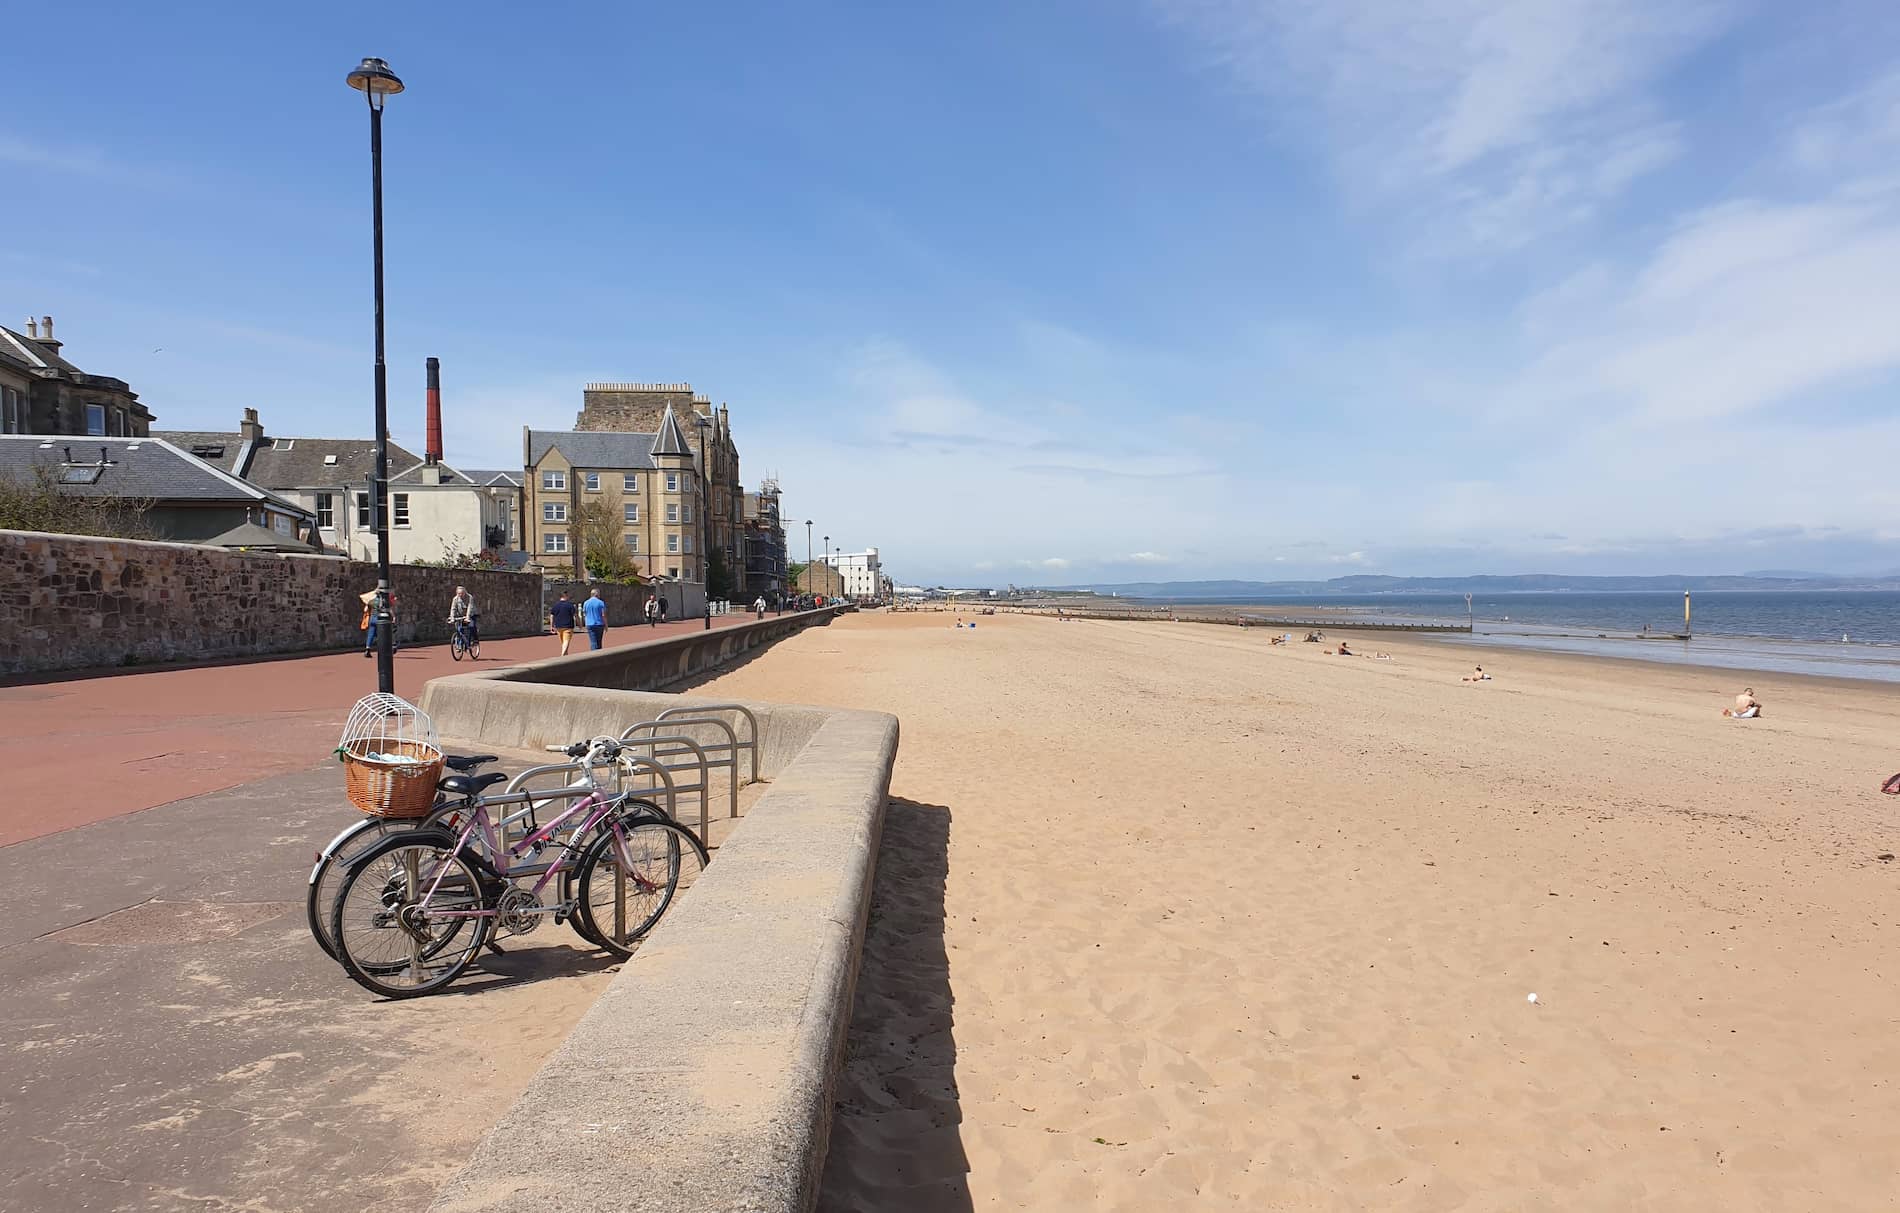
[469,637,481,660]
[307,816,402,960]
[573,819,709,958]
[450,634,466,661]
[330,830,492,999]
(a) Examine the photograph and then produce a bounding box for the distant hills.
[1050,573,1900,597]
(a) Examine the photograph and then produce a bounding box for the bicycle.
[449,617,480,661]
[327,737,709,999]
[306,751,504,961]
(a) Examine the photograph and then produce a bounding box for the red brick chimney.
[425,356,443,464]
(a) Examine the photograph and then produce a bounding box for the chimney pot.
[239,407,263,443]
[25,317,36,338]
[41,316,52,341]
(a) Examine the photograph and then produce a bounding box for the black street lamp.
[347,56,404,695]
[804,520,813,599]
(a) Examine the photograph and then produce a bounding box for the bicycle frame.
[417,787,651,920]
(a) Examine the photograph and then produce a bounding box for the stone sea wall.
[0,529,550,676]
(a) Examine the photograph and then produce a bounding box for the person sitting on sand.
[1336,640,1354,656]
[1462,666,1491,682]
[1722,687,1762,719]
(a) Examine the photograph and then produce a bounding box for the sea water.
[1141,591,1900,684]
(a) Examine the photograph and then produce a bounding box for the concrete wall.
[420,679,897,1213]
[0,529,554,676]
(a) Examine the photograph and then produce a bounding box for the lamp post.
[823,535,830,600]
[804,520,813,600]
[347,56,404,695]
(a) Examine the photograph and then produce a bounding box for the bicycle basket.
[337,693,444,818]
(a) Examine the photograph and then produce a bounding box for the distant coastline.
[1050,573,1900,597]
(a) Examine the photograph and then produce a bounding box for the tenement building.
[0,315,155,438]
[576,384,743,594]
[523,405,701,583]
[741,478,788,601]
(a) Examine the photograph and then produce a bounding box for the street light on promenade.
[347,56,404,694]
[805,520,813,599]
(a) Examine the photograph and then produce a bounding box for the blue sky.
[6,1,1900,585]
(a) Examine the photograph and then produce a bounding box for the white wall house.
[817,547,884,598]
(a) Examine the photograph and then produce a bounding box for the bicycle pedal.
[486,940,507,955]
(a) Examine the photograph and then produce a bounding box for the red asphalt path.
[0,616,761,847]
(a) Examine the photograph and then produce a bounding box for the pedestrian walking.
[550,590,578,656]
[645,596,658,627]
[360,589,399,656]
[754,595,766,619]
[657,593,669,624]
[583,588,608,650]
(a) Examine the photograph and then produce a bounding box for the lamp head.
[347,58,404,107]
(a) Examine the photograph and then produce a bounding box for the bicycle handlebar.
[543,737,624,762]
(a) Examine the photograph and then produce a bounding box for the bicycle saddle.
[443,754,500,772]
[438,771,508,797]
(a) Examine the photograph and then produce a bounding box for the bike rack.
[623,717,743,816]
[614,727,717,836]
[654,703,762,785]
[499,757,685,847]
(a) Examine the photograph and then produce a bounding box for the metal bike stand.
[654,703,762,785]
[621,719,740,821]
[613,730,714,837]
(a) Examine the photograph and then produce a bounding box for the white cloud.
[1124,551,1171,564]
[1150,0,1728,249]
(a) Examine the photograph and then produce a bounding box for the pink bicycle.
[327,737,709,998]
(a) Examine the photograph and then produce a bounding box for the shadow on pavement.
[818,797,971,1212]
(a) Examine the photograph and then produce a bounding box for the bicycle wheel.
[307,816,402,960]
[573,819,709,958]
[450,632,466,661]
[331,830,492,999]
[468,636,481,660]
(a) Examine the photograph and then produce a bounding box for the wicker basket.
[340,739,445,818]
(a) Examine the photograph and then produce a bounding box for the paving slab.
[0,764,620,1213]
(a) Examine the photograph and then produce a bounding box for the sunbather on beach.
[1722,688,1762,718]
[1462,666,1491,681]
[1336,641,1353,656]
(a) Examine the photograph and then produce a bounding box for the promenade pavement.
[0,612,766,847]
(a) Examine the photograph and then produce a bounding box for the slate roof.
[526,430,658,469]
[152,430,423,490]
[652,405,693,458]
[0,436,313,515]
[460,469,523,488]
[0,325,86,376]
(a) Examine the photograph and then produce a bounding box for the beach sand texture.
[694,611,1900,1211]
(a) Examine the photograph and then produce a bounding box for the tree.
[786,561,808,592]
[706,546,735,600]
[569,499,645,583]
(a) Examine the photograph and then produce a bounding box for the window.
[86,403,106,435]
[356,492,372,528]
[544,533,568,553]
[625,534,640,553]
[584,472,600,491]
[623,503,639,524]
[683,534,693,554]
[543,501,567,523]
[1,386,20,433]
[665,472,679,492]
[667,534,680,554]
[666,503,679,523]
[316,493,335,530]
[272,514,293,535]
[623,473,639,492]
[542,470,566,491]
[683,504,692,524]
[669,566,680,580]
[392,493,410,527]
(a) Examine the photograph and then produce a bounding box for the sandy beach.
[696,610,1900,1210]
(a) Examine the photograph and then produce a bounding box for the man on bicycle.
[449,585,479,649]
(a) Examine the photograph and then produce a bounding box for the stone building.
[741,479,788,601]
[522,405,704,593]
[576,383,743,595]
[0,316,155,438]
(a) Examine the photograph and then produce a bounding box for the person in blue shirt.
[582,588,608,650]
